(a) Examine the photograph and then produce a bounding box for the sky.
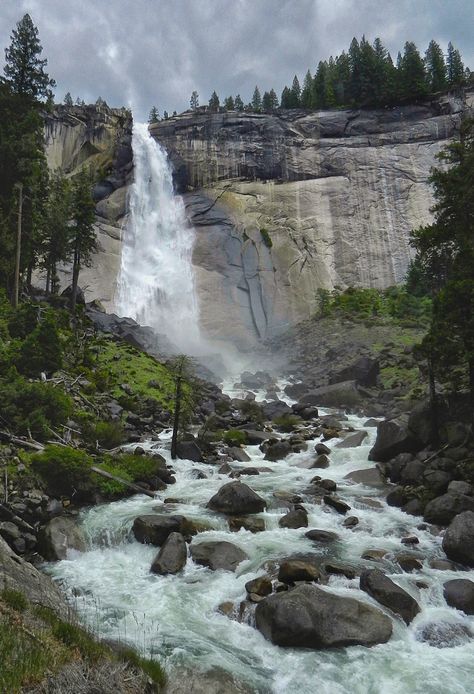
[0,0,473,121]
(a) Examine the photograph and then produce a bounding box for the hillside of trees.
[192,36,471,115]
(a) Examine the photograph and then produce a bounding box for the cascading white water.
[116,122,202,353]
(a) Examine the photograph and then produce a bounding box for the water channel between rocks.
[47,381,474,694]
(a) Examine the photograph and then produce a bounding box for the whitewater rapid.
[116,122,202,353]
[47,387,474,693]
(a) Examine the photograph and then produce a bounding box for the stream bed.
[47,386,474,694]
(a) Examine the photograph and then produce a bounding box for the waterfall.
[116,122,201,353]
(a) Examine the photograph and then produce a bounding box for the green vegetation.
[81,420,126,449]
[223,429,248,446]
[260,228,273,248]
[272,414,301,432]
[117,646,167,689]
[316,286,432,326]
[0,588,28,611]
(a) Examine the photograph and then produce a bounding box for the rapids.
[47,383,474,694]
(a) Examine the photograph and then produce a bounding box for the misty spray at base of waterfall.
[116,122,203,355]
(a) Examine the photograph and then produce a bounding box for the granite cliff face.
[149,92,472,347]
[43,104,133,307]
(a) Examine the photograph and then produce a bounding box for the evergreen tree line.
[0,14,97,310]
[198,37,470,114]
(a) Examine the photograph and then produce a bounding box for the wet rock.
[228,516,265,533]
[226,447,251,462]
[311,454,330,469]
[264,440,292,461]
[401,536,419,545]
[298,381,361,409]
[314,443,331,455]
[423,493,474,526]
[273,491,302,504]
[318,479,337,492]
[360,569,420,624]
[343,516,359,528]
[430,558,457,571]
[416,621,472,648]
[240,430,271,445]
[364,418,380,427]
[255,584,392,648]
[395,552,423,572]
[369,417,421,463]
[443,579,474,615]
[279,509,308,529]
[323,495,351,515]
[344,467,386,488]
[423,469,452,495]
[218,601,235,617]
[190,540,248,572]
[278,560,320,584]
[305,529,339,544]
[336,431,368,448]
[324,561,357,579]
[150,532,187,575]
[442,511,474,567]
[358,497,383,510]
[132,514,194,546]
[176,441,203,462]
[207,481,266,515]
[361,549,387,562]
[262,400,292,420]
[402,499,424,516]
[0,521,21,545]
[447,480,473,496]
[245,575,272,597]
[38,517,87,561]
[400,460,425,485]
[386,486,408,508]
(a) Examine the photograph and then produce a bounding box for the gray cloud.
[0,0,472,121]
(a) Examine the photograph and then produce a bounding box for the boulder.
[423,493,474,526]
[176,441,203,462]
[245,575,272,597]
[344,467,386,488]
[315,443,331,455]
[416,621,472,648]
[324,561,357,579]
[190,541,248,572]
[298,381,361,409]
[336,431,368,448]
[448,480,473,496]
[369,417,421,463]
[262,400,292,419]
[226,447,251,462]
[228,516,265,533]
[255,585,392,648]
[278,560,320,584]
[38,517,87,561]
[360,569,420,624]
[305,529,339,543]
[207,481,266,515]
[442,511,474,566]
[343,516,359,528]
[395,553,423,572]
[132,514,195,546]
[310,454,330,469]
[239,430,271,445]
[150,532,187,575]
[443,579,474,615]
[329,356,379,387]
[279,509,308,529]
[264,441,292,462]
[323,495,351,514]
[400,460,425,485]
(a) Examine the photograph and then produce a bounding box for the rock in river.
[442,511,474,567]
[38,517,87,561]
[207,481,266,515]
[150,532,187,575]
[360,569,420,624]
[190,540,248,572]
[255,584,392,648]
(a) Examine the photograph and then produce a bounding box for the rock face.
[442,511,474,566]
[43,104,132,308]
[360,569,420,624]
[255,584,392,648]
[147,98,468,347]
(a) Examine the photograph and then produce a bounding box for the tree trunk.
[71,246,80,312]
[45,265,51,294]
[171,374,182,460]
[427,354,439,445]
[12,182,22,308]
[469,358,474,428]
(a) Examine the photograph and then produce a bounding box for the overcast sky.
[0,0,472,121]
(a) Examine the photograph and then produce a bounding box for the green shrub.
[82,420,125,449]
[119,647,167,688]
[92,453,163,498]
[223,429,248,446]
[16,313,63,377]
[51,621,106,662]
[260,228,273,248]
[31,445,93,498]
[238,400,264,425]
[0,374,73,440]
[272,414,301,432]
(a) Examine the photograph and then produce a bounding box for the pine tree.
[425,40,447,93]
[398,41,428,102]
[224,95,235,110]
[3,14,56,100]
[301,69,314,109]
[290,75,301,107]
[251,85,262,111]
[63,92,73,106]
[447,42,465,87]
[234,94,244,111]
[208,91,220,112]
[148,106,160,123]
[280,86,291,109]
[348,37,362,104]
[69,167,97,312]
[268,88,279,110]
[190,90,199,110]
[163,110,169,120]
[40,173,72,294]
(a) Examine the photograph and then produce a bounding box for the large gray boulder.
[369,417,422,462]
[360,569,420,624]
[264,441,292,461]
[298,381,361,409]
[38,517,87,561]
[132,514,193,546]
[150,532,187,575]
[190,540,248,572]
[423,493,474,526]
[329,356,379,387]
[255,584,392,648]
[176,441,203,462]
[336,430,368,448]
[442,511,474,566]
[443,579,474,615]
[207,481,266,515]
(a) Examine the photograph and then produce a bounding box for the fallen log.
[0,430,44,451]
[90,466,155,498]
